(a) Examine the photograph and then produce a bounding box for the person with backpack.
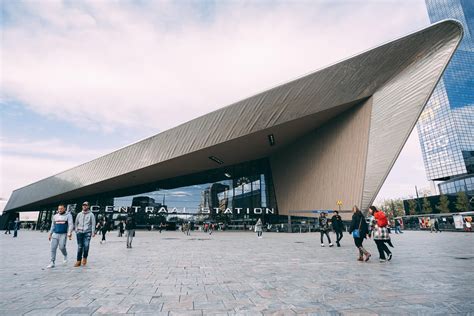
[349,206,371,261]
[125,215,136,248]
[368,206,392,262]
[319,212,333,247]
[331,210,344,247]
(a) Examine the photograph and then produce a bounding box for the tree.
[407,199,417,215]
[420,188,432,197]
[422,196,433,214]
[455,191,470,212]
[436,194,450,213]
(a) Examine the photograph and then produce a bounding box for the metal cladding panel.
[5,20,463,212]
[270,98,373,219]
[361,22,463,210]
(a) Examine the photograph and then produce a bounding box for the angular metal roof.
[5,20,463,212]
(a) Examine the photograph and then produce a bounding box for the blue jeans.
[76,232,92,261]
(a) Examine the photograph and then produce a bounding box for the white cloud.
[0,137,113,213]
[2,0,429,133]
[0,137,111,159]
[1,0,434,212]
[0,154,78,212]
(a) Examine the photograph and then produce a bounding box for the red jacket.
[374,211,388,227]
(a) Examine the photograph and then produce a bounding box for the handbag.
[352,218,362,238]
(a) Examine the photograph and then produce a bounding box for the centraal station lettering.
[89,205,275,215]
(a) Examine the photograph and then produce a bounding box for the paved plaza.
[0,230,473,315]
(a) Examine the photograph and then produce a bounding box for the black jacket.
[349,212,368,238]
[125,217,136,230]
[331,215,343,231]
[319,217,330,231]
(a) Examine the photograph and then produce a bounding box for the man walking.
[13,218,20,238]
[319,212,333,247]
[74,202,96,267]
[47,204,73,268]
[394,219,403,234]
[331,211,344,247]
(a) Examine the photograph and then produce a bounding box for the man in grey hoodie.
[74,201,96,267]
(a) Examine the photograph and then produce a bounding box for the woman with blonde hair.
[349,205,371,261]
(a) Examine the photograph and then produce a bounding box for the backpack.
[375,211,388,227]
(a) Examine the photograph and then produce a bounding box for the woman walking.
[255,218,263,238]
[349,206,371,261]
[368,206,392,262]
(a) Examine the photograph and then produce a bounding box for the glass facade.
[37,158,281,230]
[439,174,474,194]
[417,0,474,181]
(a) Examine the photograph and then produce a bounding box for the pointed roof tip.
[426,19,464,44]
[435,18,464,36]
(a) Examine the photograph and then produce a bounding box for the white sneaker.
[379,259,386,263]
[63,256,68,265]
[329,243,334,247]
[321,244,325,247]
[46,262,55,268]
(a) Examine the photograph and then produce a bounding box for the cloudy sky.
[0,0,434,213]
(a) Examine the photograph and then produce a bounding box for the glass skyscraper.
[417,0,474,194]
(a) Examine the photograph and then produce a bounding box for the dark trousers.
[375,239,391,260]
[101,230,107,241]
[353,237,364,248]
[320,230,331,243]
[335,230,343,243]
[76,232,92,261]
[13,229,18,238]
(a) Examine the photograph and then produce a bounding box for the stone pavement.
[0,229,473,315]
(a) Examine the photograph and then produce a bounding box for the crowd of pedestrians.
[2,200,404,268]
[316,204,397,263]
[37,201,139,268]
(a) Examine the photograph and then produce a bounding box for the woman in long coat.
[349,206,371,261]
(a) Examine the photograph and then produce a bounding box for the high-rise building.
[417,0,474,195]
